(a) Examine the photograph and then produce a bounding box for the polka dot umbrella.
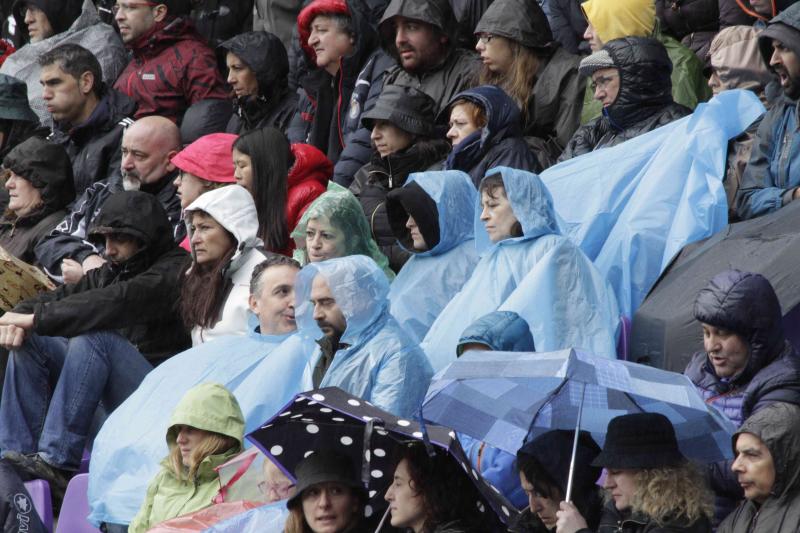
[246,387,518,530]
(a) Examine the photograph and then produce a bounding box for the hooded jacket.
[420,167,620,372]
[656,0,719,63]
[14,191,191,361]
[561,37,692,161]
[128,383,245,533]
[220,31,298,135]
[735,3,800,220]
[0,73,44,161]
[184,185,267,345]
[11,0,82,41]
[297,255,433,417]
[286,143,332,231]
[386,170,480,343]
[113,16,228,122]
[717,403,800,533]
[0,138,75,265]
[48,87,136,196]
[443,85,541,186]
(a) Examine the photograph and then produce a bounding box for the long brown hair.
[168,427,238,481]
[479,39,544,120]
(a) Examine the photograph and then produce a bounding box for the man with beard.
[736,3,800,220]
[34,116,183,283]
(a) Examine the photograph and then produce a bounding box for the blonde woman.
[556,413,713,533]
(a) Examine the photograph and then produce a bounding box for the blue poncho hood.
[456,311,535,355]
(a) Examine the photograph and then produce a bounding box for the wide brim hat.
[286,450,368,509]
[591,413,685,469]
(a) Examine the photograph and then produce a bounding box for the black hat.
[287,450,367,509]
[361,85,437,137]
[0,74,38,123]
[386,181,440,252]
[592,413,685,469]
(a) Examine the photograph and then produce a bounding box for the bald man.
[34,116,185,282]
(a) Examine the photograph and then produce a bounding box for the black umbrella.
[247,387,518,531]
[631,201,800,372]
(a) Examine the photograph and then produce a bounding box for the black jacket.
[15,191,190,361]
[560,37,691,161]
[48,87,136,197]
[588,502,711,533]
[220,31,297,135]
[656,0,719,62]
[541,0,589,55]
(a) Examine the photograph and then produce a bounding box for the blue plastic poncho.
[387,170,481,343]
[295,255,434,417]
[202,500,288,533]
[541,89,765,317]
[87,315,315,526]
[420,167,620,372]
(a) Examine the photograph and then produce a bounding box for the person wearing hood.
[559,37,692,161]
[511,430,603,533]
[39,43,136,196]
[685,270,800,524]
[112,0,227,122]
[181,184,267,345]
[0,74,44,162]
[233,127,331,256]
[0,190,190,501]
[443,85,541,186]
[707,26,775,222]
[296,255,433,417]
[736,3,800,220]
[349,85,451,272]
[419,167,619,372]
[0,137,74,266]
[127,383,244,533]
[386,170,480,343]
[579,0,710,124]
[13,0,81,43]
[474,0,585,168]
[34,116,184,282]
[220,31,297,136]
[717,402,800,533]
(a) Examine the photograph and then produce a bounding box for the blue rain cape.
[201,501,288,533]
[295,256,434,417]
[420,167,620,372]
[388,170,481,343]
[87,315,315,526]
[541,89,765,317]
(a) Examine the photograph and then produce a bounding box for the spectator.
[253,0,303,49]
[559,37,692,161]
[655,0,719,64]
[0,190,190,501]
[0,137,74,266]
[512,430,602,533]
[707,26,774,221]
[12,0,81,43]
[0,73,44,161]
[296,255,433,416]
[474,0,585,167]
[0,0,128,126]
[745,0,800,21]
[181,185,266,345]
[128,383,244,533]
[291,187,394,278]
[233,128,330,255]
[717,402,800,533]
[220,31,297,136]
[284,451,368,533]
[736,3,800,220]
[384,442,492,532]
[580,0,710,123]
[541,0,589,55]
[39,44,136,196]
[386,170,479,344]
[556,413,713,533]
[349,85,451,272]
[34,115,184,282]
[178,98,233,146]
[112,0,227,122]
[719,0,760,27]
[685,270,800,523]
[443,85,541,186]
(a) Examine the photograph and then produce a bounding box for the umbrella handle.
[374,506,391,532]
[565,382,586,503]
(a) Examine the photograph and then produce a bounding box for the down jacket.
[286,143,332,233]
[560,37,691,160]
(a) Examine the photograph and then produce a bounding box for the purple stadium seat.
[54,474,101,533]
[23,479,53,533]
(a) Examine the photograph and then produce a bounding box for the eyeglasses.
[112,1,160,15]
[590,73,619,92]
[477,33,495,45]
[258,480,296,499]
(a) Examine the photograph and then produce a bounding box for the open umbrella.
[247,387,518,530]
[632,200,800,372]
[422,348,737,473]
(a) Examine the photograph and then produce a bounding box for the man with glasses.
[112,0,227,122]
[558,36,691,161]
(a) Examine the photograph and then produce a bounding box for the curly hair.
[628,462,713,525]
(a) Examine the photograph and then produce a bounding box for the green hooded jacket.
[128,383,245,533]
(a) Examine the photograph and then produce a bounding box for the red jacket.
[286,143,331,229]
[113,18,227,122]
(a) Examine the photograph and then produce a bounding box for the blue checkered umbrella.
[422,348,737,466]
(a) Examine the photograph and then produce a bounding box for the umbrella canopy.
[632,200,800,372]
[422,349,737,464]
[247,387,518,530]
